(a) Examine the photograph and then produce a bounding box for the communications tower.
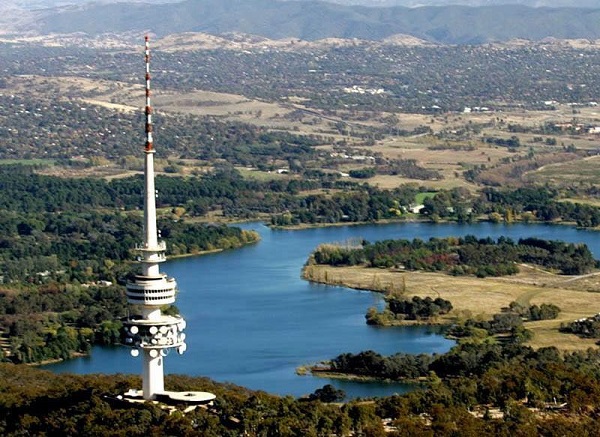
[121,37,212,404]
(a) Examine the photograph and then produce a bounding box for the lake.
[45,221,600,398]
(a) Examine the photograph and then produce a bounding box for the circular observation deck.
[126,274,177,305]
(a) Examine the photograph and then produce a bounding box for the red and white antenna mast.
[145,35,154,153]
[142,35,159,256]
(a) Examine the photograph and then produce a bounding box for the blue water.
[45,221,600,398]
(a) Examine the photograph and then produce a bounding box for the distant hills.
[5,0,600,44]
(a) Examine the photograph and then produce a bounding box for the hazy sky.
[318,0,600,5]
[10,0,600,9]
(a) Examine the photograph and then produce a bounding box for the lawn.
[414,191,437,204]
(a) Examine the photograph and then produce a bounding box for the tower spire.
[145,35,153,153]
[142,35,159,257]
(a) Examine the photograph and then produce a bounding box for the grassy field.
[414,191,437,204]
[558,198,600,208]
[303,264,600,351]
[236,167,293,182]
[0,159,55,166]
[525,155,600,186]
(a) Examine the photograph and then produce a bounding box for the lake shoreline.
[29,351,89,367]
[309,367,427,385]
[168,231,261,260]
[45,221,600,397]
[269,216,598,232]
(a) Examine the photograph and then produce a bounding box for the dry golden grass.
[303,264,600,351]
[365,137,516,190]
[81,99,137,112]
[559,198,600,208]
[367,174,474,190]
[526,155,600,186]
[153,33,433,53]
[6,75,136,99]
[38,165,135,179]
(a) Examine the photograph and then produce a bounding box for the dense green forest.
[310,235,596,277]
[0,205,258,284]
[0,283,124,363]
